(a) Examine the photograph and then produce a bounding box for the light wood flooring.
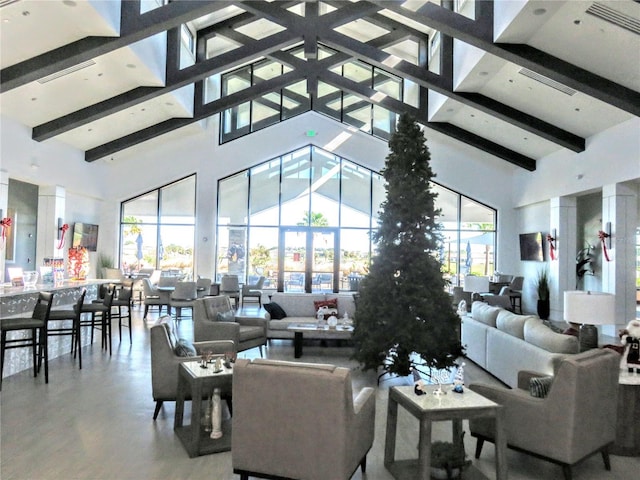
[1,304,638,480]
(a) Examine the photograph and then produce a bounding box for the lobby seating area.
[1,303,638,480]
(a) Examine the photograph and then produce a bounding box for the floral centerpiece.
[68,246,89,280]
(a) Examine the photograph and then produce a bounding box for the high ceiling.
[1,0,638,171]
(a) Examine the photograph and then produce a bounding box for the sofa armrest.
[353,386,375,416]
[235,315,268,329]
[196,320,241,343]
[348,386,376,470]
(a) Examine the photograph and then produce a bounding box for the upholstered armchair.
[150,318,235,420]
[241,275,265,306]
[469,349,620,480]
[193,296,267,356]
[232,358,376,480]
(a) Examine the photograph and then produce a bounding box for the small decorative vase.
[210,387,223,439]
[537,299,550,320]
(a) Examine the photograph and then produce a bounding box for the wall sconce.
[598,222,612,262]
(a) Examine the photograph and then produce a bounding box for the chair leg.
[474,438,485,459]
[360,454,367,473]
[601,448,611,470]
[153,400,163,420]
[144,305,149,319]
[562,465,572,480]
[258,345,263,358]
[1,331,6,389]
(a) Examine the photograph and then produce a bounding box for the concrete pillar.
[601,183,637,337]
[549,196,577,321]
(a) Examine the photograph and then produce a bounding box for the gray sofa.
[461,301,579,388]
[265,292,357,339]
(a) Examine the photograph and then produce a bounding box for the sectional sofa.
[461,301,580,388]
[264,292,357,340]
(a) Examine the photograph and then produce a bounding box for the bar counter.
[1,279,110,381]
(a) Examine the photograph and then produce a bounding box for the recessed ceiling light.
[165,102,174,107]
[470,114,475,118]
[574,19,582,25]
[523,137,528,141]
[478,71,489,76]
[22,10,30,16]
[508,79,514,83]
[31,97,37,101]
[126,63,137,69]
[533,8,546,16]
[98,73,103,77]
[63,0,77,6]
[88,128,93,132]
[446,108,454,113]
[575,108,581,112]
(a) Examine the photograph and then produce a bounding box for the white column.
[549,196,577,321]
[601,183,637,337]
[36,186,66,266]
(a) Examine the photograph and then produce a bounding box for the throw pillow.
[174,338,197,357]
[264,302,287,320]
[529,376,553,398]
[216,310,235,322]
[314,298,338,311]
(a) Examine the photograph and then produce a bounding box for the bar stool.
[112,285,133,343]
[1,291,54,390]
[81,285,116,355]
[47,289,86,369]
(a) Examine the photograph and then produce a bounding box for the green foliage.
[534,266,550,301]
[297,211,329,227]
[351,113,464,377]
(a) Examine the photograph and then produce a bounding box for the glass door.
[279,227,339,293]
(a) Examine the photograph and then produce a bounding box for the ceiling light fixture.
[533,8,547,16]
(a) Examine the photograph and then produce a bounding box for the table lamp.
[564,290,615,352]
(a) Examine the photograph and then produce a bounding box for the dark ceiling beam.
[378,1,640,117]
[33,30,300,141]
[0,0,229,93]
[85,56,346,162]
[322,29,585,152]
[86,70,303,162]
[321,71,536,171]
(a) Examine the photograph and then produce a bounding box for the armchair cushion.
[216,310,235,322]
[264,302,287,319]
[529,375,553,398]
[174,339,197,357]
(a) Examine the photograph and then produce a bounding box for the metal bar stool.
[47,289,86,369]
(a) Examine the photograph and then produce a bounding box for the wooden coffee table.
[287,323,354,358]
[384,384,507,480]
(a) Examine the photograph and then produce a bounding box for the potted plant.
[430,437,472,479]
[534,266,550,319]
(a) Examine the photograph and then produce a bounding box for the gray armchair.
[241,275,265,306]
[150,318,235,420]
[469,349,620,480]
[193,296,267,356]
[232,358,376,480]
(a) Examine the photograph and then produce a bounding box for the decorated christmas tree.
[351,113,463,378]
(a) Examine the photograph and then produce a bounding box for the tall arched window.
[216,146,496,292]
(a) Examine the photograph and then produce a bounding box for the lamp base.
[579,324,598,352]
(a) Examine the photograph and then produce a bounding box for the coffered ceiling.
[1,0,638,171]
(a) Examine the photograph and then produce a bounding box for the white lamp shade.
[564,290,615,325]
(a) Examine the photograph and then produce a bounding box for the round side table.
[612,369,640,456]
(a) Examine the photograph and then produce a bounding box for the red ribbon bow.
[57,223,69,250]
[0,217,12,241]
[546,234,556,261]
[598,230,611,262]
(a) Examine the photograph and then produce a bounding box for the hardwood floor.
[1,305,637,480]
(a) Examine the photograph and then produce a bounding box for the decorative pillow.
[216,310,235,322]
[174,338,197,357]
[314,298,338,311]
[264,302,287,320]
[529,376,553,398]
